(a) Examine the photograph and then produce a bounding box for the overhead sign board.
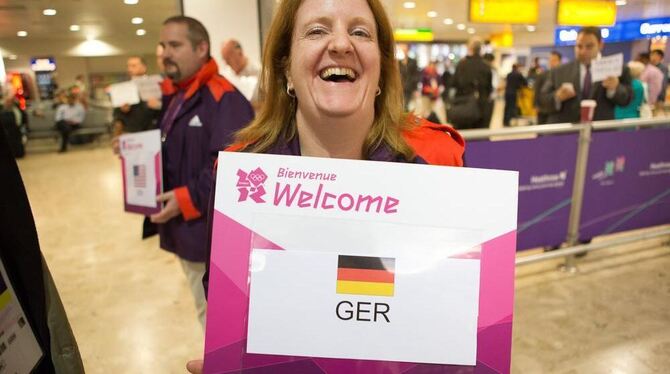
[555,16,670,46]
[30,57,56,72]
[394,28,433,42]
[469,0,539,24]
[557,0,617,26]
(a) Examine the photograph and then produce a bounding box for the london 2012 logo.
[236,167,268,203]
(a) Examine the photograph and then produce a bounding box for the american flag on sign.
[133,165,146,188]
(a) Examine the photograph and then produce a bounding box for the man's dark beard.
[164,60,181,81]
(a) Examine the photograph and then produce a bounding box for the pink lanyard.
[161,91,185,142]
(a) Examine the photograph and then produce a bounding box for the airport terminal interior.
[2,0,669,373]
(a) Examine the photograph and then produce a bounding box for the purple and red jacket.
[158,59,254,262]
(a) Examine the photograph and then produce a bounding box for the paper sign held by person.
[591,53,624,83]
[119,129,162,215]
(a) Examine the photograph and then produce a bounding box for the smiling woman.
[231,0,464,164]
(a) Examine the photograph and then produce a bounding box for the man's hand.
[555,84,576,102]
[146,97,162,110]
[150,191,181,223]
[602,76,619,91]
[112,136,120,155]
[120,104,131,113]
[186,360,203,374]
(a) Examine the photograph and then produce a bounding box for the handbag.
[447,92,481,129]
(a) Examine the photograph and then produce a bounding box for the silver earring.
[375,87,381,96]
[287,83,295,98]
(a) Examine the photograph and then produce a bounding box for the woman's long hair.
[234,0,414,160]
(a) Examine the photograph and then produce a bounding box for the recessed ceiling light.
[615,0,627,5]
[70,24,81,31]
[403,2,416,9]
[43,8,57,16]
[427,11,438,18]
[527,25,536,32]
[17,31,27,37]
[443,18,454,25]
[9,55,17,60]
[467,28,476,34]
[136,29,146,36]
[456,24,466,30]
[131,17,143,24]
[124,0,139,5]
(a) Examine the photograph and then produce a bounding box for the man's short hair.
[578,26,602,42]
[128,55,147,66]
[638,52,651,63]
[468,37,482,56]
[651,49,665,58]
[163,16,210,56]
[550,50,562,60]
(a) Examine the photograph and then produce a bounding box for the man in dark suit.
[534,51,562,124]
[540,27,633,123]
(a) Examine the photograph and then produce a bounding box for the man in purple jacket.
[150,16,254,328]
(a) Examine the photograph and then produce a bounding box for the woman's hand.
[186,360,204,374]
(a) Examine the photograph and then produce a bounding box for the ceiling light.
[456,24,466,30]
[443,18,454,25]
[17,31,27,37]
[467,28,476,34]
[70,24,81,31]
[9,55,17,60]
[136,29,146,36]
[615,0,627,5]
[43,8,57,16]
[131,17,143,24]
[403,2,416,9]
[527,25,536,32]
[124,0,139,5]
[427,11,438,18]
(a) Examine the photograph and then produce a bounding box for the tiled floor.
[16,145,670,373]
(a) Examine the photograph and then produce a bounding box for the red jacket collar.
[160,58,219,100]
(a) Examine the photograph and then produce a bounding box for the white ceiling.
[0,0,179,58]
[0,0,668,59]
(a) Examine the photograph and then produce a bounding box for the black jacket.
[539,60,633,123]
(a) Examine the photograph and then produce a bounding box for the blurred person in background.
[420,60,441,123]
[399,53,420,110]
[638,52,663,109]
[503,64,527,126]
[440,60,452,105]
[540,26,632,123]
[534,51,562,124]
[615,61,646,120]
[527,56,543,85]
[54,91,85,153]
[220,39,261,109]
[650,49,668,111]
[451,37,493,129]
[111,56,162,154]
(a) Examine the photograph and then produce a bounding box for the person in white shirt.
[221,39,261,109]
[55,92,86,152]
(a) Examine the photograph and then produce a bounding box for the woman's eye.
[306,27,326,36]
[352,29,371,38]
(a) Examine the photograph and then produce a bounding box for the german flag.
[336,255,395,297]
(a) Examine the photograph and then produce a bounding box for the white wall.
[182,0,261,72]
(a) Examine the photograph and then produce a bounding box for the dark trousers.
[503,93,518,126]
[537,112,549,125]
[56,121,80,152]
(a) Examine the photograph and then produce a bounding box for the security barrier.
[461,118,670,269]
